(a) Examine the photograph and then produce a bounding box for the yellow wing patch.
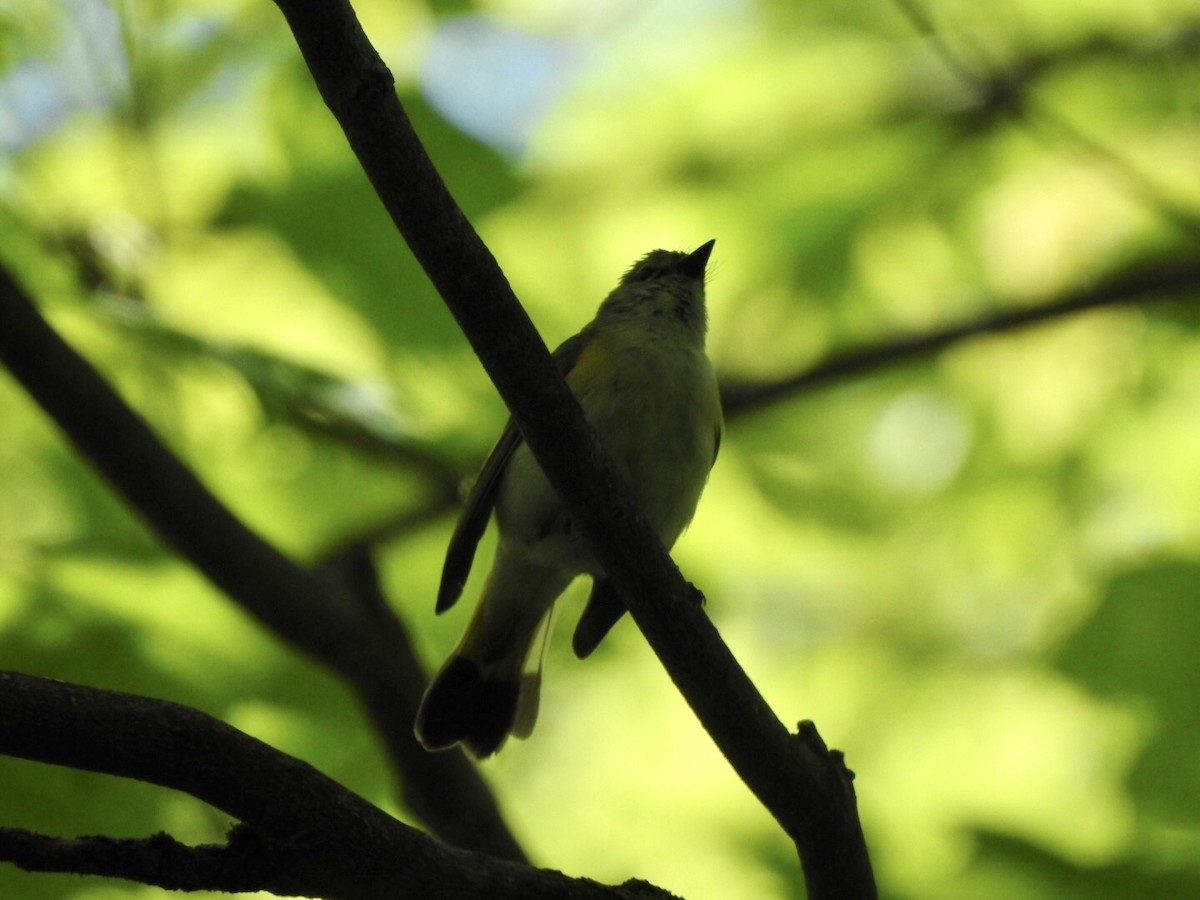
[564,334,613,394]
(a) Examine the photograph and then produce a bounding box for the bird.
[414,240,723,758]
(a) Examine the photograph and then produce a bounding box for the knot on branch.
[336,60,396,117]
[615,876,683,899]
[795,719,857,787]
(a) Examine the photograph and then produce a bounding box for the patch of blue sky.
[0,0,128,151]
[0,0,235,153]
[419,15,584,159]
[417,0,750,158]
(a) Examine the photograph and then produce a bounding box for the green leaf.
[1056,562,1200,824]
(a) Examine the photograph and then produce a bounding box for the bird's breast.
[580,341,721,546]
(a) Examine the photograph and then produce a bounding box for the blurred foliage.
[1,0,1199,898]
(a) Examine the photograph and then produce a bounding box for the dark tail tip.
[415,656,519,759]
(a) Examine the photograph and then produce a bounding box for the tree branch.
[721,255,1200,418]
[0,267,523,862]
[0,828,272,893]
[270,1,875,898]
[0,672,675,900]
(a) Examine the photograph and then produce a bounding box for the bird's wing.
[435,331,592,613]
[436,420,522,613]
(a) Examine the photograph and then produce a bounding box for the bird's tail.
[415,561,566,758]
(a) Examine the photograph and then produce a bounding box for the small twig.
[1018,106,1200,238]
[97,294,464,490]
[893,0,1200,237]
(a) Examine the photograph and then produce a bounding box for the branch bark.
[0,266,523,862]
[270,1,875,897]
[0,829,273,893]
[0,672,673,900]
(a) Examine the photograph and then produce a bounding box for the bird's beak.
[679,239,715,279]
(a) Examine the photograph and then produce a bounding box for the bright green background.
[2,0,1199,897]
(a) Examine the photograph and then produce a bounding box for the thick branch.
[0,670,454,899]
[722,255,1200,417]
[0,672,673,900]
[271,1,874,897]
[0,266,522,861]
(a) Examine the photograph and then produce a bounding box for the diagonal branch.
[0,671,672,900]
[0,266,523,862]
[270,1,875,897]
[722,255,1200,417]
